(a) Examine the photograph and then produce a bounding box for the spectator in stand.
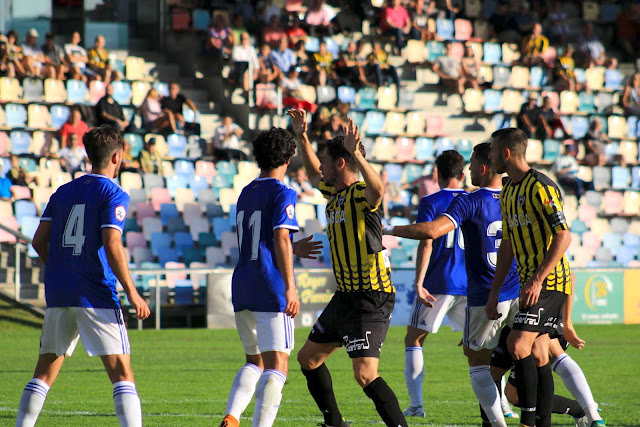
[409,0,435,42]
[120,140,141,173]
[521,22,548,67]
[282,68,318,113]
[234,0,256,27]
[60,107,90,148]
[575,23,605,68]
[41,33,67,80]
[287,166,317,203]
[88,35,116,84]
[380,0,414,55]
[286,17,307,49]
[21,28,46,78]
[334,2,363,35]
[206,15,234,59]
[231,31,260,93]
[553,143,593,199]
[621,73,640,116]
[582,118,609,166]
[263,15,286,49]
[517,92,542,138]
[335,41,370,88]
[6,30,26,77]
[432,41,464,95]
[64,31,92,82]
[255,72,278,109]
[96,83,130,131]
[293,40,312,82]
[617,3,640,61]
[546,0,570,44]
[312,39,336,86]
[271,36,296,75]
[440,0,463,20]
[0,174,13,200]
[380,169,407,220]
[368,41,401,93]
[212,115,248,161]
[8,155,38,187]
[461,44,481,90]
[554,44,578,92]
[139,138,165,175]
[538,95,569,139]
[489,2,519,44]
[57,134,88,174]
[258,44,280,83]
[322,114,345,140]
[141,88,177,134]
[0,35,15,77]
[401,166,440,199]
[161,82,200,135]
[259,0,281,25]
[513,2,535,36]
[305,0,335,36]
[231,14,246,46]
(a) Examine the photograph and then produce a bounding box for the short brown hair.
[491,128,528,158]
[83,125,124,168]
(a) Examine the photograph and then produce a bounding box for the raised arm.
[385,216,455,240]
[274,228,299,318]
[288,109,322,187]
[344,119,384,207]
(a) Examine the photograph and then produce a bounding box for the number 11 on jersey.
[237,210,262,260]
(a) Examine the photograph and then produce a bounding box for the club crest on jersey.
[286,204,295,220]
[517,195,526,207]
[115,205,126,221]
[544,197,559,209]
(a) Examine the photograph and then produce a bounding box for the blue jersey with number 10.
[418,189,467,296]
[41,174,129,309]
[442,188,520,307]
[232,178,299,313]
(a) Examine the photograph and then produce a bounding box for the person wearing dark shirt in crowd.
[41,33,67,80]
[517,93,542,138]
[617,3,640,61]
[321,114,346,140]
[286,17,308,48]
[621,73,640,116]
[206,14,234,58]
[489,2,519,44]
[368,42,401,96]
[8,155,38,187]
[582,118,610,166]
[161,81,200,134]
[335,41,370,88]
[538,95,569,140]
[96,83,129,131]
[60,107,90,148]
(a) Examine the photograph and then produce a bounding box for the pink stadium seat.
[603,190,624,215]
[0,131,9,155]
[195,160,216,183]
[396,138,416,162]
[382,235,400,250]
[425,114,444,135]
[126,232,147,251]
[151,188,172,211]
[136,202,156,226]
[11,186,32,201]
[542,46,557,68]
[449,42,464,60]
[89,80,107,105]
[577,204,597,225]
[581,232,601,251]
[454,19,473,41]
[0,216,18,243]
[165,262,188,286]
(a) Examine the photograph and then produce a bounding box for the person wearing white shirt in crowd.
[552,143,594,199]
[232,32,260,92]
[57,134,88,175]
[64,31,95,82]
[212,115,247,161]
[21,28,46,78]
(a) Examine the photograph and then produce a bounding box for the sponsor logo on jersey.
[514,308,544,325]
[506,213,533,227]
[115,205,126,221]
[327,209,346,225]
[544,197,559,209]
[344,331,372,353]
[548,211,566,228]
[286,204,295,220]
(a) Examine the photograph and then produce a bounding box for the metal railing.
[0,222,34,302]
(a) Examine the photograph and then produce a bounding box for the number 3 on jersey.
[237,210,262,260]
[486,220,502,267]
[63,204,86,255]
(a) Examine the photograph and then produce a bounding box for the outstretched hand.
[287,109,307,136]
[293,235,323,259]
[342,118,362,156]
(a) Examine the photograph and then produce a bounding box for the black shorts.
[512,288,567,334]
[490,325,513,371]
[308,291,395,359]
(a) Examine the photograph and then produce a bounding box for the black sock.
[301,364,342,426]
[479,403,491,427]
[552,394,585,418]
[362,377,408,427]
[535,363,554,427]
[514,355,538,426]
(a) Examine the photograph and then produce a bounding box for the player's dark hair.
[252,127,297,171]
[321,136,366,172]
[491,127,528,158]
[83,125,124,168]
[435,150,465,180]
[473,142,492,166]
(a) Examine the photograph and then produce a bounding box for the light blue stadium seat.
[574,68,586,84]
[228,204,237,225]
[19,157,37,173]
[623,232,640,249]
[212,217,232,241]
[614,246,634,266]
[124,133,144,157]
[160,203,180,226]
[529,66,546,88]
[542,139,561,162]
[594,247,614,265]
[212,174,231,189]
[596,92,614,113]
[66,79,88,104]
[216,161,237,178]
[167,134,188,158]
[398,88,415,109]
[391,248,409,266]
[627,117,640,138]
[605,69,623,90]
[390,217,411,226]
[150,232,172,257]
[338,86,357,106]
[15,200,37,224]
[182,247,204,265]
[357,87,376,109]
[611,166,630,190]
[5,104,27,128]
[112,81,132,105]
[19,216,40,257]
[316,204,327,228]
[192,8,210,31]
[404,164,424,183]
[427,41,445,61]
[175,160,195,179]
[349,111,365,128]
[493,113,511,130]
[483,43,502,64]
[173,231,194,256]
[0,158,10,177]
[183,107,199,123]
[205,203,224,220]
[571,219,588,235]
[436,18,455,39]
[578,91,595,113]
[166,175,189,197]
[571,116,589,139]
[50,105,70,128]
[158,248,179,266]
[435,137,455,156]
[198,232,217,247]
[492,66,510,87]
[10,131,31,154]
[305,36,320,53]
[153,81,169,97]
[457,139,473,161]
[416,138,435,161]
[364,111,385,135]
[483,89,502,113]
[631,166,640,190]
[384,164,403,182]
[602,232,622,250]
[325,38,340,58]
[189,175,209,198]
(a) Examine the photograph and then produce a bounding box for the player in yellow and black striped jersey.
[486,128,574,427]
[288,109,407,427]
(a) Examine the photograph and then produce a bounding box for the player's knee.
[297,348,315,370]
[353,370,376,388]
[508,340,531,360]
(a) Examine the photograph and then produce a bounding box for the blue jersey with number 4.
[232,178,299,312]
[418,189,467,296]
[41,174,129,309]
[443,188,520,306]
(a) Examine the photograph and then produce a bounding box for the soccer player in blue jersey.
[384,143,521,427]
[396,150,468,418]
[16,125,150,427]
[220,127,321,427]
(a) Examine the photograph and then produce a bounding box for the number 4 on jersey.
[63,204,86,255]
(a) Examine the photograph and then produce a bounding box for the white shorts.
[235,310,295,355]
[40,307,130,357]
[408,294,467,333]
[463,298,519,351]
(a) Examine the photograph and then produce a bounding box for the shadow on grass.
[0,314,42,329]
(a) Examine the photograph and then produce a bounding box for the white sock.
[252,369,286,427]
[499,376,510,411]
[552,353,601,423]
[225,363,263,420]
[404,346,424,408]
[469,366,507,427]
[113,381,142,427]
[16,378,49,427]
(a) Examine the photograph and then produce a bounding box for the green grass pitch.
[1,300,639,426]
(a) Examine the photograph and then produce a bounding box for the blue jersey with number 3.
[443,188,520,306]
[418,189,467,296]
[41,174,129,309]
[232,178,299,312]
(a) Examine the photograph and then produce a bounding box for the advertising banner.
[623,270,640,324]
[572,270,624,325]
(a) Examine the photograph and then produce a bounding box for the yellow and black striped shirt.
[318,180,394,293]
[500,169,571,294]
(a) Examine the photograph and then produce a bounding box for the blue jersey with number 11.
[232,178,299,313]
[443,188,520,307]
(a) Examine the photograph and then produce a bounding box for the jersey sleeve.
[533,183,568,234]
[41,193,55,222]
[100,187,130,234]
[317,180,335,200]
[416,196,435,223]
[352,183,378,211]
[442,193,473,229]
[273,188,299,232]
